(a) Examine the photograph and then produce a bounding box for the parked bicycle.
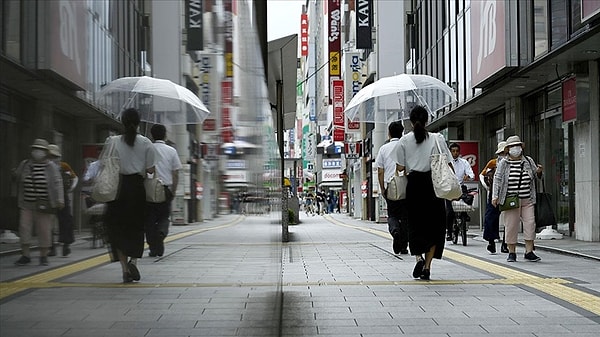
[450,185,478,246]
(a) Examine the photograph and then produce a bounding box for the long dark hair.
[121,108,140,147]
[410,105,429,144]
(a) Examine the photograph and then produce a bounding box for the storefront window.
[534,0,548,58]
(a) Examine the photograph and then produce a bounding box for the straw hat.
[47,144,61,157]
[505,135,523,147]
[31,139,49,150]
[495,141,507,154]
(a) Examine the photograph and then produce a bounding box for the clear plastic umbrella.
[96,76,210,125]
[344,74,457,123]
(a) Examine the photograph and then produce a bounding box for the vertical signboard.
[562,77,577,122]
[332,80,345,142]
[328,0,342,79]
[356,0,373,49]
[221,80,234,143]
[223,0,234,78]
[300,13,309,56]
[199,54,219,136]
[344,52,362,131]
[470,0,507,87]
[186,0,203,51]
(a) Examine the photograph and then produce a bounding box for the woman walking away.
[104,108,156,283]
[396,106,453,280]
[492,135,543,263]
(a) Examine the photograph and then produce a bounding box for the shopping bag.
[145,175,166,203]
[535,179,556,228]
[386,171,407,201]
[430,134,462,200]
[91,136,120,203]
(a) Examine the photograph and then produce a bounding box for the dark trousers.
[145,201,171,256]
[386,198,409,251]
[57,194,74,244]
[483,193,501,242]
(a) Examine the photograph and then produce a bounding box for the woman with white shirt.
[104,108,156,283]
[396,106,453,280]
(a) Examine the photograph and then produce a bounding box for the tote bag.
[535,178,556,228]
[145,175,166,203]
[91,136,120,203]
[430,134,462,200]
[386,170,407,201]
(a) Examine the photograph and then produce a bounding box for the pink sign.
[562,78,577,122]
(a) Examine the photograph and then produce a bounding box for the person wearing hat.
[479,141,507,254]
[47,144,79,257]
[12,139,64,266]
[492,135,544,262]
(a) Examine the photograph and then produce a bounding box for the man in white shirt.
[145,124,183,257]
[375,121,408,254]
[446,142,475,240]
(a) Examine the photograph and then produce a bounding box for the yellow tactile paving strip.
[325,215,600,316]
[0,218,242,300]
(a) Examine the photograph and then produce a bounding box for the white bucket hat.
[495,141,507,154]
[505,135,523,147]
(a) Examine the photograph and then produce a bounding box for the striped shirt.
[506,159,531,199]
[23,163,49,201]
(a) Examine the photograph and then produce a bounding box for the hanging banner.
[186,0,203,51]
[344,52,362,131]
[562,77,577,123]
[198,53,218,135]
[223,0,234,78]
[328,0,341,78]
[356,0,373,49]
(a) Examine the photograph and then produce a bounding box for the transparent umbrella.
[96,76,210,125]
[344,74,457,123]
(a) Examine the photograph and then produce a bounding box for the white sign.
[322,169,343,182]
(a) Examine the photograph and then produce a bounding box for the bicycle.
[451,186,478,246]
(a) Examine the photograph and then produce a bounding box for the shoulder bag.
[499,162,523,212]
[535,177,556,228]
[145,174,166,203]
[91,136,120,203]
[386,169,407,201]
[430,134,462,200]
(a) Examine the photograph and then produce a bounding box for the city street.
[1,212,599,336]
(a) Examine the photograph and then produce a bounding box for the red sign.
[344,141,361,159]
[300,13,309,56]
[451,141,480,181]
[221,80,234,142]
[333,127,345,142]
[332,80,344,127]
[203,118,216,131]
[347,118,360,130]
[562,77,577,122]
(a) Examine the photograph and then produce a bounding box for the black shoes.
[446,234,453,241]
[127,261,141,281]
[15,255,31,266]
[62,244,71,257]
[507,253,517,262]
[392,231,401,254]
[40,256,49,266]
[500,242,509,253]
[486,242,497,254]
[399,249,409,255]
[420,269,430,280]
[524,251,541,262]
[122,272,133,283]
[48,245,57,256]
[412,258,424,278]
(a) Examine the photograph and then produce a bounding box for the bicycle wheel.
[461,215,468,246]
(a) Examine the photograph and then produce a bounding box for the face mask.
[509,146,522,157]
[31,150,46,161]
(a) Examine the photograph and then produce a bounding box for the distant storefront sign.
[562,77,577,123]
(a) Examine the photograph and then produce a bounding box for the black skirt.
[406,171,446,259]
[105,174,146,259]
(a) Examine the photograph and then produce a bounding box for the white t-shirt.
[375,138,400,188]
[152,140,182,186]
[397,132,452,172]
[451,156,474,184]
[111,135,156,175]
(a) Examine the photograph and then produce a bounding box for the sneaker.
[500,242,509,253]
[524,251,541,262]
[40,256,49,266]
[412,258,425,278]
[127,261,141,281]
[486,243,497,254]
[507,253,517,262]
[392,231,401,254]
[15,256,31,266]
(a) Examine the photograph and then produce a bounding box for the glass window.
[3,0,21,60]
[449,0,456,26]
[550,0,567,48]
[570,0,585,34]
[534,0,548,58]
[464,6,473,99]
[457,16,465,102]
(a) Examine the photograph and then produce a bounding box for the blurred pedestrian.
[145,124,181,258]
[376,120,408,255]
[104,108,156,283]
[396,106,453,280]
[13,139,64,266]
[492,135,543,262]
[479,141,506,254]
[47,144,78,257]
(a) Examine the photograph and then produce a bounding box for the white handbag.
[91,136,120,203]
[145,174,166,203]
[386,167,407,201]
[430,134,462,200]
